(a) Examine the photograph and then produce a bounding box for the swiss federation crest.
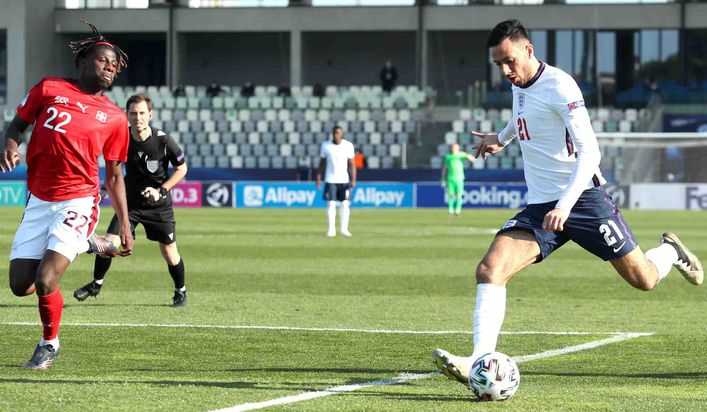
[146,159,159,173]
[517,93,525,114]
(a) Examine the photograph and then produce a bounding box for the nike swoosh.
[613,242,626,253]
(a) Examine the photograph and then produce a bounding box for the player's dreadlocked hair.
[69,20,128,73]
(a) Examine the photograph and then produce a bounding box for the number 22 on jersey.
[43,107,72,134]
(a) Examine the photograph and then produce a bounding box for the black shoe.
[23,344,59,370]
[172,290,187,308]
[87,235,118,258]
[74,281,102,301]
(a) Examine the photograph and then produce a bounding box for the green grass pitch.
[0,207,705,411]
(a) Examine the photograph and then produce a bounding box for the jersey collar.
[518,61,546,89]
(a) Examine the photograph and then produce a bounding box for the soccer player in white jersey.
[432,19,703,387]
[316,126,356,237]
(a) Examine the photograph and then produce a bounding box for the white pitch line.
[0,321,642,336]
[212,332,653,412]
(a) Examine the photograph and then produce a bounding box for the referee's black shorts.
[106,206,177,245]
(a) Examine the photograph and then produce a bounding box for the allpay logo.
[460,186,527,208]
[243,185,264,207]
[353,187,406,207]
[244,184,317,207]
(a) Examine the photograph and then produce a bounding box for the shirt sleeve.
[347,142,355,159]
[552,76,602,212]
[165,133,186,167]
[103,117,129,162]
[16,80,46,124]
[497,119,516,146]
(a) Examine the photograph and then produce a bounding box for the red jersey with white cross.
[16,77,129,202]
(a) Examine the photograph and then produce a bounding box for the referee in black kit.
[74,93,189,307]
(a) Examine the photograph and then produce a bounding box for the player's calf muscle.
[610,250,659,291]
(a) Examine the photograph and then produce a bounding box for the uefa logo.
[243,185,264,207]
[206,183,231,207]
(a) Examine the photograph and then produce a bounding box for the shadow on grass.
[128,367,434,375]
[63,303,167,308]
[523,371,707,379]
[0,377,256,389]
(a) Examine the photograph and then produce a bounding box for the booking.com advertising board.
[416,183,528,208]
[235,182,415,208]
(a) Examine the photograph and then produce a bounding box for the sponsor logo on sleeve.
[567,100,585,111]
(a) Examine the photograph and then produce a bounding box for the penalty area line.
[212,332,654,412]
[0,321,644,336]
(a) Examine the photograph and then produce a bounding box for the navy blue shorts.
[498,187,638,262]
[323,183,351,202]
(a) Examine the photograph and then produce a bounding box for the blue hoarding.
[235,182,414,208]
[416,183,528,208]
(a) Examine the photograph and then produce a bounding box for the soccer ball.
[468,352,520,401]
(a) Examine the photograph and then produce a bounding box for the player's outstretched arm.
[0,115,30,173]
[440,164,447,187]
[471,131,504,160]
[104,160,133,256]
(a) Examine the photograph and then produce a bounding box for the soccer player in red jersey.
[0,21,134,369]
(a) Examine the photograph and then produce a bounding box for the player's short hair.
[332,125,343,135]
[69,20,128,73]
[126,94,153,112]
[487,20,530,48]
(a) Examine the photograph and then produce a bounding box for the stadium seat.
[226,155,241,168]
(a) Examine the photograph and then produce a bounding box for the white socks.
[471,283,507,361]
[645,243,679,281]
[340,201,350,233]
[327,201,336,234]
[40,337,60,349]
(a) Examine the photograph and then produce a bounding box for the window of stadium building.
[311,0,414,5]
[633,29,679,79]
[0,30,5,105]
[555,30,594,83]
[187,0,288,6]
[63,0,149,8]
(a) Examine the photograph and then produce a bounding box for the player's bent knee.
[475,260,507,284]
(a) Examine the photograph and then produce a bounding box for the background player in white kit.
[432,19,703,387]
[316,126,356,237]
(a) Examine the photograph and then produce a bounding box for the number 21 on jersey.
[517,117,531,141]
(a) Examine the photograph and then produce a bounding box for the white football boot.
[432,348,473,388]
[661,232,704,286]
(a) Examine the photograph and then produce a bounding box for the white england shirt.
[320,139,355,184]
[497,62,606,211]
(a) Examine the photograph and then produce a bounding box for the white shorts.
[10,193,101,262]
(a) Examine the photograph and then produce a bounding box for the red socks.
[38,288,64,341]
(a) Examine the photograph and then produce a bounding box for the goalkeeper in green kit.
[441,143,475,215]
